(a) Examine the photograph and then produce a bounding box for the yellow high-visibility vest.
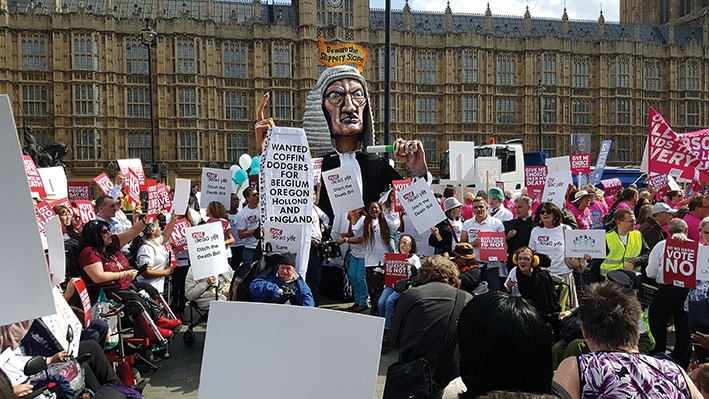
[600,230,643,276]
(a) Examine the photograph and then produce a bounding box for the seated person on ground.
[249,252,315,307]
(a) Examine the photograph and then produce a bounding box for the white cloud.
[371,0,620,22]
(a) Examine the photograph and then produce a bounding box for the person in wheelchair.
[505,247,560,321]
[185,268,232,311]
[77,219,180,341]
[249,253,315,307]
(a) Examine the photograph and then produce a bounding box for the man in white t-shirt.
[228,193,244,269]
[487,187,513,222]
[236,187,261,263]
[460,197,505,291]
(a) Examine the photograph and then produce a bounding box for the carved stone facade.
[620,0,709,26]
[0,0,708,183]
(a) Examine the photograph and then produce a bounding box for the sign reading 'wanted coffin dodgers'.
[260,127,314,274]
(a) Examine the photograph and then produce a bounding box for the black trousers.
[79,339,121,391]
[649,284,690,368]
[170,266,189,313]
[305,244,322,306]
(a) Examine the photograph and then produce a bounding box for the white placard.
[396,178,446,233]
[448,141,476,182]
[260,127,314,274]
[38,166,68,199]
[172,178,191,215]
[41,288,82,358]
[542,170,573,209]
[474,157,501,188]
[200,168,232,210]
[0,95,56,326]
[564,229,607,258]
[321,164,364,215]
[199,301,384,399]
[696,246,709,281]
[546,156,571,172]
[45,216,66,287]
[186,222,231,281]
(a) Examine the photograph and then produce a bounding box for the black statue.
[22,121,69,167]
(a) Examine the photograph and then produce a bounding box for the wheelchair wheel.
[183,329,195,347]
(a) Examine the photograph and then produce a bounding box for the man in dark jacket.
[639,202,675,285]
[390,256,472,396]
[503,196,536,273]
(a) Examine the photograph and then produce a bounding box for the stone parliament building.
[1,0,708,183]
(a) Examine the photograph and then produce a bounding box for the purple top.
[578,351,690,399]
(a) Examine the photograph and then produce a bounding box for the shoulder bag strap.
[446,220,459,243]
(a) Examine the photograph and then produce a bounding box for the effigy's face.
[323,78,367,138]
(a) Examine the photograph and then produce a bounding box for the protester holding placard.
[236,187,261,264]
[53,204,81,242]
[429,197,464,256]
[205,201,236,267]
[599,209,650,278]
[645,219,693,368]
[529,202,577,308]
[337,202,397,312]
[460,197,505,291]
[78,219,178,340]
[567,189,594,230]
[129,212,177,295]
[378,235,421,334]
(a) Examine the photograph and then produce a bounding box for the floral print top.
[578,351,690,398]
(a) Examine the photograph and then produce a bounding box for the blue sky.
[368,0,620,22]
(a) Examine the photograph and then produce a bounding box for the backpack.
[602,209,617,232]
[228,250,277,301]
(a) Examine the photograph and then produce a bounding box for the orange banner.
[318,35,369,72]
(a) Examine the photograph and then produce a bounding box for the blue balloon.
[249,167,259,176]
[234,169,248,184]
[251,156,261,170]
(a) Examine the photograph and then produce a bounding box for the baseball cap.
[651,202,677,215]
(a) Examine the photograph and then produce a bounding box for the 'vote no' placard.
[663,238,698,289]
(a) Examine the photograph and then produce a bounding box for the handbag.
[383,358,434,399]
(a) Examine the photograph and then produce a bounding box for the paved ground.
[141,302,399,399]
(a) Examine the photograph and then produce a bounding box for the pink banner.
[600,178,623,195]
[75,200,96,224]
[495,181,505,191]
[93,173,114,195]
[23,155,46,198]
[384,253,409,288]
[479,231,508,262]
[524,166,548,197]
[663,238,698,289]
[648,173,669,197]
[170,218,190,253]
[570,154,591,175]
[67,182,91,201]
[648,108,709,181]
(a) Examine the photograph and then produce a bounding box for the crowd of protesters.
[5,62,709,399]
